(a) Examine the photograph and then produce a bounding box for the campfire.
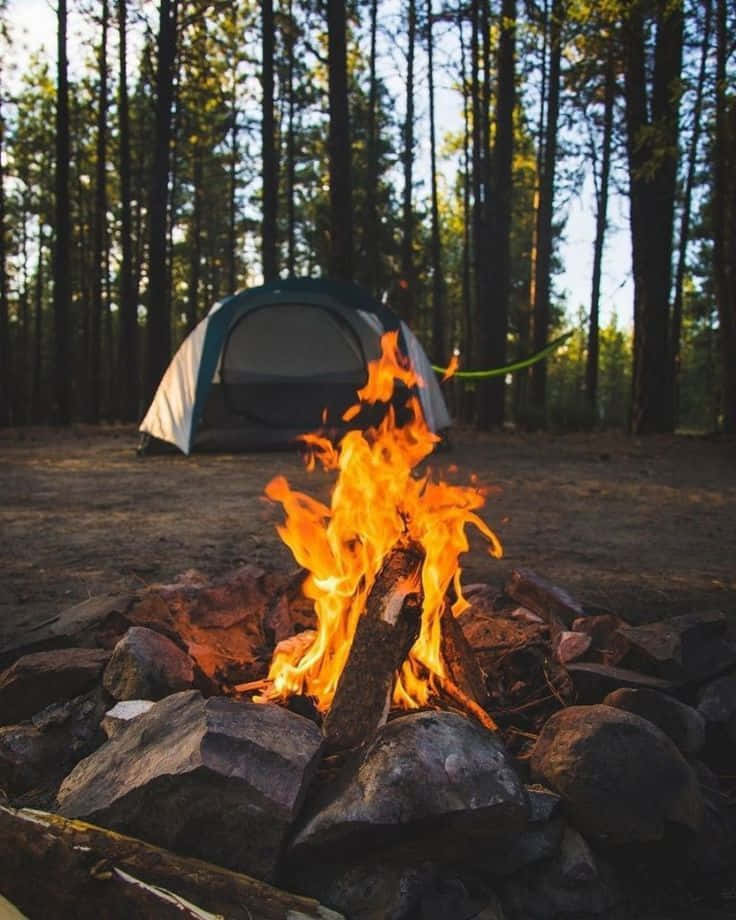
[0,336,735,919]
[250,330,501,746]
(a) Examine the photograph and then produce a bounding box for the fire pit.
[0,336,734,919]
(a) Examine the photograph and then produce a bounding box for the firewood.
[0,805,343,920]
[438,676,498,732]
[323,544,423,752]
[505,568,584,630]
[440,603,489,706]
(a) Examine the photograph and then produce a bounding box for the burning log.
[323,545,423,752]
[0,805,343,920]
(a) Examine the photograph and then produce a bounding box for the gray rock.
[687,761,735,876]
[0,648,110,725]
[603,688,706,755]
[291,711,528,865]
[480,785,565,877]
[530,705,703,844]
[0,688,108,797]
[56,690,323,880]
[101,700,155,739]
[102,627,195,700]
[697,672,736,724]
[502,827,622,920]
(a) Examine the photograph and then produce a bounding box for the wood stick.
[438,676,499,732]
[323,544,423,752]
[0,805,343,920]
[440,603,488,705]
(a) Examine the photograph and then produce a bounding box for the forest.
[0,0,734,435]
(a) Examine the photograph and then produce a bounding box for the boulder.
[603,688,706,756]
[687,761,735,876]
[102,627,195,701]
[101,700,155,739]
[290,710,528,864]
[481,785,565,877]
[0,688,108,798]
[530,705,703,844]
[0,648,110,725]
[57,690,323,880]
[697,672,736,725]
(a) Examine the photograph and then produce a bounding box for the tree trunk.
[285,0,296,277]
[585,48,615,419]
[117,0,138,421]
[144,0,178,406]
[366,0,379,293]
[262,0,278,281]
[479,0,516,429]
[0,84,9,426]
[713,0,736,432]
[398,0,416,324]
[624,0,683,434]
[187,153,203,331]
[327,0,353,280]
[31,225,45,422]
[428,0,446,366]
[671,0,711,425]
[53,0,72,423]
[89,0,109,423]
[531,0,562,420]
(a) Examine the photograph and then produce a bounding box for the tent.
[138,278,451,454]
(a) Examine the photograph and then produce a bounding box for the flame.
[441,352,460,382]
[258,331,502,712]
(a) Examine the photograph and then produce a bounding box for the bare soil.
[1,425,735,649]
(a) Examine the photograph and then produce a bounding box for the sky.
[4,0,634,332]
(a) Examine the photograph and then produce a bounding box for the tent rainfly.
[139,278,451,454]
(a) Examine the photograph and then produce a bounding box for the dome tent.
[138,277,451,454]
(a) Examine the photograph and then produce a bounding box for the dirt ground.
[1,424,735,649]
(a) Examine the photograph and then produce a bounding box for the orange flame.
[441,352,460,382]
[258,331,502,712]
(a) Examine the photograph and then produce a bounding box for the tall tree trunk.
[585,47,615,419]
[53,0,72,423]
[89,0,109,423]
[479,0,516,429]
[117,0,138,421]
[671,0,711,425]
[262,0,278,281]
[713,0,736,432]
[399,0,416,324]
[366,0,379,293]
[0,84,9,425]
[187,153,203,331]
[459,16,472,421]
[145,0,178,405]
[470,0,482,386]
[427,0,446,366]
[327,0,353,280]
[32,233,45,423]
[228,103,239,292]
[531,0,562,420]
[624,0,683,434]
[285,0,296,277]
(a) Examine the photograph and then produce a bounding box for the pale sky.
[4,0,634,332]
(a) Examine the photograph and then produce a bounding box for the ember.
[256,331,502,714]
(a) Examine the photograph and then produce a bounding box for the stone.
[530,705,703,844]
[555,630,592,665]
[687,761,735,876]
[290,711,528,865]
[505,568,585,628]
[0,688,108,798]
[618,611,736,684]
[102,627,195,701]
[480,785,565,877]
[603,688,706,756]
[502,827,622,920]
[565,662,675,703]
[57,690,323,880]
[101,700,155,739]
[0,594,136,670]
[0,648,110,725]
[697,672,736,724]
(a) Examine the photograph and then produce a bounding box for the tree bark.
[0,805,343,920]
[327,0,353,280]
[398,0,417,324]
[585,47,615,419]
[144,0,178,406]
[262,0,278,281]
[187,152,203,331]
[89,0,109,423]
[116,0,138,421]
[53,0,72,423]
[531,0,563,419]
[624,0,683,434]
[0,82,9,425]
[285,0,296,277]
[428,0,446,366]
[366,0,379,293]
[713,0,736,432]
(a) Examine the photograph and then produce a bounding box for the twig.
[231,679,270,693]
[438,676,498,732]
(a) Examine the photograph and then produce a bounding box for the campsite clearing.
[1,425,735,648]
